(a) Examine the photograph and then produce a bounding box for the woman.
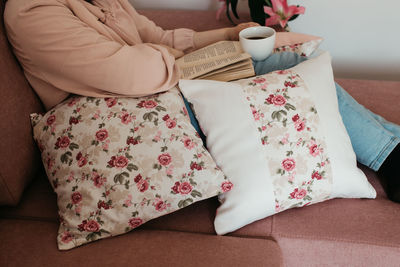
[4,0,399,202]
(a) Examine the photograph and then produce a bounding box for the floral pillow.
[30,87,231,250]
[274,32,323,57]
[179,52,376,235]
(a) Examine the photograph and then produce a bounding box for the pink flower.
[281,133,289,144]
[292,114,299,122]
[162,114,170,121]
[221,181,234,192]
[143,100,158,109]
[95,129,108,141]
[282,158,296,171]
[105,98,117,108]
[309,144,321,157]
[190,162,202,171]
[251,107,261,121]
[120,112,132,124]
[84,220,100,232]
[266,94,274,104]
[71,192,82,204]
[171,182,180,194]
[166,119,176,129]
[294,120,305,132]
[114,156,129,168]
[76,152,88,167]
[312,171,322,180]
[290,188,307,199]
[272,95,286,106]
[134,174,143,183]
[158,153,172,166]
[154,200,167,212]
[91,172,107,188]
[182,136,196,149]
[137,179,149,192]
[97,201,111,210]
[61,231,73,243]
[126,136,139,146]
[178,182,192,195]
[264,0,305,28]
[69,117,79,125]
[55,136,70,149]
[128,217,143,228]
[253,77,266,84]
[46,115,56,126]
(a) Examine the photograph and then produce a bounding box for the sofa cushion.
[0,1,44,206]
[0,219,283,267]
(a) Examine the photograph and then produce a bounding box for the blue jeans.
[184,52,400,171]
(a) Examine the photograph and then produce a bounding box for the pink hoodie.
[4,0,195,110]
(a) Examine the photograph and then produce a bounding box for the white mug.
[239,26,276,61]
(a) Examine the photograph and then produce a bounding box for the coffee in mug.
[239,26,276,61]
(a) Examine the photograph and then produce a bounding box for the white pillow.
[179,52,376,235]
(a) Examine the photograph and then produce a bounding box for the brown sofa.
[1,3,400,266]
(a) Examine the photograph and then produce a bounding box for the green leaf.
[190,190,202,198]
[284,103,296,111]
[127,163,138,172]
[155,106,167,112]
[69,142,79,150]
[114,173,125,184]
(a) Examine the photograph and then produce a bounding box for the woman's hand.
[159,44,184,59]
[227,22,260,41]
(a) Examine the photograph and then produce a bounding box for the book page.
[176,41,252,80]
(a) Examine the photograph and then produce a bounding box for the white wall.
[131,0,400,81]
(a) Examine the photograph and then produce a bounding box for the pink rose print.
[143,100,158,109]
[95,129,108,141]
[134,174,143,183]
[190,162,202,171]
[266,94,274,104]
[272,95,286,106]
[284,81,296,88]
[55,136,70,149]
[97,201,111,210]
[281,133,289,144]
[166,165,174,176]
[46,115,56,126]
[71,192,82,204]
[105,97,117,108]
[171,182,180,194]
[137,179,149,192]
[76,152,88,167]
[128,217,143,228]
[154,200,167,212]
[162,114,170,121]
[282,158,296,172]
[84,220,100,232]
[126,136,139,146]
[91,172,107,188]
[221,181,233,192]
[292,114,300,122]
[290,188,307,199]
[294,120,305,132]
[124,195,133,207]
[253,77,266,83]
[61,231,73,244]
[309,144,321,157]
[182,136,196,149]
[251,107,261,121]
[68,98,79,107]
[182,107,189,116]
[166,119,176,129]
[178,182,192,195]
[277,70,289,75]
[158,153,172,166]
[120,112,132,124]
[114,156,129,168]
[69,117,79,125]
[312,171,322,180]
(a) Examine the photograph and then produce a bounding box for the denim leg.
[336,83,400,170]
[253,52,307,75]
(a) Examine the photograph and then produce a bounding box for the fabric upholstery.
[0,219,283,267]
[0,0,44,206]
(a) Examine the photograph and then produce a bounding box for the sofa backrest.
[0,0,44,206]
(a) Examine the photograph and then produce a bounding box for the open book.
[176,41,255,82]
